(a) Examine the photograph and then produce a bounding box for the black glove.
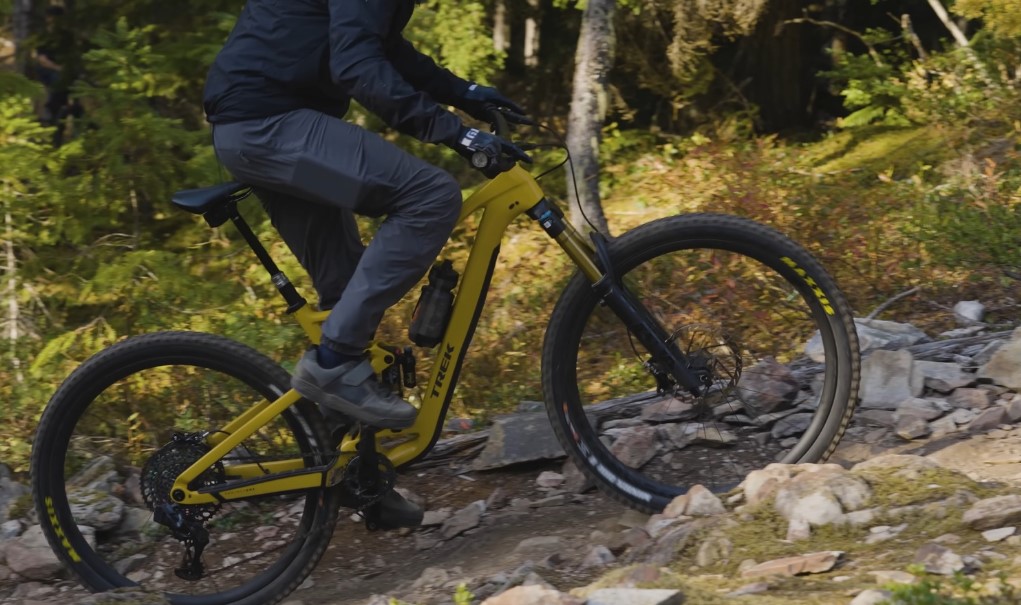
[448,126,532,178]
[460,83,530,124]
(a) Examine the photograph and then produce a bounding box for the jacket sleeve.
[387,38,471,107]
[328,0,462,144]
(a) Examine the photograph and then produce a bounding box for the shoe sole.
[291,376,416,430]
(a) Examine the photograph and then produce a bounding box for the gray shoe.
[292,350,418,429]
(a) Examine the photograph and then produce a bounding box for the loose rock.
[981,527,1015,542]
[914,543,966,575]
[978,328,1021,389]
[586,589,684,605]
[482,584,581,605]
[440,500,486,540]
[851,589,894,605]
[739,551,844,578]
[963,495,1021,530]
[859,350,923,409]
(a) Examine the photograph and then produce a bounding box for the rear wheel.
[31,331,341,605]
[542,213,860,513]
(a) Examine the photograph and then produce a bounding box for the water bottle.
[409,260,458,348]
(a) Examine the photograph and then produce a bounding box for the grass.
[579,464,1021,605]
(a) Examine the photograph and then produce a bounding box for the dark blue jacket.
[203,0,468,144]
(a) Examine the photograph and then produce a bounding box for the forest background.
[0,0,1019,472]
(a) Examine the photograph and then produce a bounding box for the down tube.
[387,169,544,467]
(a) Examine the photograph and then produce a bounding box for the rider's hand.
[448,126,532,179]
[459,83,530,124]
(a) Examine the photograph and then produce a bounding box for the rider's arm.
[36,51,62,71]
[327,0,462,144]
[386,38,470,107]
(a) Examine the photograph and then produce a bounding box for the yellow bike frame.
[170,166,603,505]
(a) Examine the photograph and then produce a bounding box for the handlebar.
[469,105,512,172]
[488,106,510,137]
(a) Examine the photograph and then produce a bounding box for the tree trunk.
[728,0,816,132]
[524,0,541,67]
[565,0,614,236]
[493,0,510,55]
[4,207,22,384]
[13,0,33,73]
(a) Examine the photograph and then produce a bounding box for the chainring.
[140,433,225,524]
[341,454,397,510]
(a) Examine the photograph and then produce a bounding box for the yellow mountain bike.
[31,114,860,605]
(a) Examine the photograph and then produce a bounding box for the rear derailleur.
[140,432,223,581]
[154,502,210,581]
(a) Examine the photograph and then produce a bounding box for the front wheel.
[542,213,860,513]
[31,331,341,605]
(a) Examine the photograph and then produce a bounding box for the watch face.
[471,152,489,169]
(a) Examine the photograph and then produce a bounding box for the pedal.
[337,425,399,527]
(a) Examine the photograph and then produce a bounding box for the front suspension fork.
[527,199,706,397]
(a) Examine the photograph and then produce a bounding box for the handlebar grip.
[485,105,509,138]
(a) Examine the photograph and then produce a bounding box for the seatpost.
[225,203,308,313]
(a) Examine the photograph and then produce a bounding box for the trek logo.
[780,256,835,315]
[431,344,456,398]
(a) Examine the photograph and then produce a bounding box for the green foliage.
[884,568,1019,604]
[827,46,911,128]
[912,155,1021,274]
[954,0,1021,39]
[453,583,474,605]
[407,0,504,84]
[825,19,1021,130]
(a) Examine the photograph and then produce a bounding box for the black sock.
[317,346,363,369]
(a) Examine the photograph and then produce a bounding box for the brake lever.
[499,109,536,126]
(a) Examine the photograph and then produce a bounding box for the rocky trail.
[3,314,1021,605]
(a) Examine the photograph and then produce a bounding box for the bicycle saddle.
[171,182,250,215]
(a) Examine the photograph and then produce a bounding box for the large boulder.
[773,465,872,527]
[859,350,924,410]
[5,525,63,580]
[473,413,566,470]
[735,358,800,415]
[806,319,927,362]
[0,465,29,523]
[962,495,1021,530]
[977,328,1021,390]
[67,489,125,532]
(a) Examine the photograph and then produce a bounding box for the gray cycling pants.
[212,109,462,356]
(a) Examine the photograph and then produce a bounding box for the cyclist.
[203,0,530,526]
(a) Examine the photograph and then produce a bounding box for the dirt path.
[291,423,1021,605]
[294,461,628,605]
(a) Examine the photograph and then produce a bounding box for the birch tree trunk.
[5,207,22,384]
[13,0,33,73]
[523,0,541,67]
[565,0,614,236]
[493,0,510,55]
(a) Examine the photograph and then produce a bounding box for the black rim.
[34,335,331,605]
